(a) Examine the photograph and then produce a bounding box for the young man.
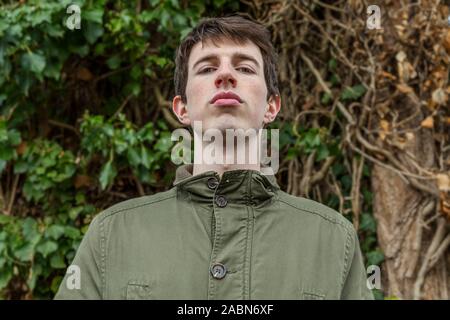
[55,16,374,300]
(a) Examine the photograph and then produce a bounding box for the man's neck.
[192,133,262,178]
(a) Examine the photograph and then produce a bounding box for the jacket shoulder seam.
[277,195,352,231]
[97,191,177,223]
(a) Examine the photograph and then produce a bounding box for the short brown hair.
[174,15,280,104]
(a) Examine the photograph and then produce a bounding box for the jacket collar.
[173,164,279,205]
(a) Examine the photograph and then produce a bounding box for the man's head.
[172,15,281,132]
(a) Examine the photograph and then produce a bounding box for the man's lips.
[210,91,243,105]
[212,98,241,106]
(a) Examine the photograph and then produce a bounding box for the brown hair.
[174,14,280,104]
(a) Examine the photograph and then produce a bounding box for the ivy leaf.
[36,240,58,258]
[0,146,15,161]
[360,213,377,233]
[328,58,337,70]
[21,52,46,74]
[0,268,12,290]
[22,217,39,242]
[43,60,62,80]
[99,159,117,190]
[366,249,385,266]
[50,275,63,293]
[321,92,332,105]
[50,253,66,269]
[69,44,90,57]
[14,243,36,262]
[140,145,151,169]
[340,84,366,101]
[68,206,83,220]
[316,144,329,162]
[127,147,141,167]
[64,226,81,239]
[124,81,141,96]
[83,9,104,24]
[27,264,42,291]
[155,132,173,152]
[46,225,65,240]
[106,55,121,70]
[15,218,41,262]
[29,10,52,27]
[83,21,104,44]
[8,129,21,146]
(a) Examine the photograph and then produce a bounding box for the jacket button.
[210,263,227,279]
[207,177,219,189]
[215,195,228,207]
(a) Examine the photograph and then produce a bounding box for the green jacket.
[55,164,374,300]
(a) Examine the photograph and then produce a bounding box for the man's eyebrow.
[192,53,261,70]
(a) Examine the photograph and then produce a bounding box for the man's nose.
[214,67,237,88]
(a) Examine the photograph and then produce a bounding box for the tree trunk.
[372,112,450,299]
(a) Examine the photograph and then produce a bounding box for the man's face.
[173,37,280,132]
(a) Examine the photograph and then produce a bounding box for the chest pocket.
[298,286,326,300]
[126,281,152,300]
[300,291,326,300]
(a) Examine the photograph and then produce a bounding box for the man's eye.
[199,67,215,73]
[237,67,254,74]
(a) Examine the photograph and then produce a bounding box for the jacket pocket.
[300,291,326,300]
[298,286,326,300]
[126,281,152,300]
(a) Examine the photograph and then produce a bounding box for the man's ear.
[263,94,281,125]
[172,95,191,126]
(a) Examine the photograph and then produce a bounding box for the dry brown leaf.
[421,116,434,129]
[16,141,27,155]
[376,102,390,118]
[405,132,415,141]
[380,119,389,131]
[391,136,407,150]
[379,119,390,140]
[436,174,450,191]
[380,71,397,80]
[427,100,437,111]
[396,83,413,93]
[74,175,93,189]
[443,29,450,54]
[396,51,406,62]
[442,204,450,219]
[431,88,448,105]
[397,54,417,82]
[303,95,315,110]
[76,67,94,81]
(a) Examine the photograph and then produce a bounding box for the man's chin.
[192,118,257,133]
[199,118,236,131]
[207,123,245,133]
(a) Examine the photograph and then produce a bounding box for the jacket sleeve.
[340,227,375,300]
[54,215,103,299]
